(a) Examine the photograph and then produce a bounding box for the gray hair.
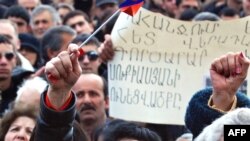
[56,3,75,11]
[195,108,250,141]
[30,4,61,27]
[193,12,221,21]
[41,25,76,63]
[16,76,48,102]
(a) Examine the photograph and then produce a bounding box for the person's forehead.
[73,74,104,93]
[18,0,39,5]
[32,11,53,21]
[76,74,103,87]
[58,7,71,13]
[78,44,98,51]
[11,116,35,126]
[0,23,16,34]
[182,0,198,5]
[0,43,14,51]
[80,74,103,83]
[68,15,88,23]
[8,17,27,24]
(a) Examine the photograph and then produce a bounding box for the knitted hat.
[18,33,40,54]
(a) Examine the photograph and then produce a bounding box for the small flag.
[119,0,144,16]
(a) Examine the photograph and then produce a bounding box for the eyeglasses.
[78,51,99,61]
[70,21,85,29]
[0,52,15,61]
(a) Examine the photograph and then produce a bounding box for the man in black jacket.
[0,35,33,116]
[31,43,89,141]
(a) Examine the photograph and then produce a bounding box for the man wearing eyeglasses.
[0,19,34,71]
[72,34,103,75]
[0,35,33,117]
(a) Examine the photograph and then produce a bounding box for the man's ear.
[105,97,109,110]
[47,48,58,60]
[16,38,21,50]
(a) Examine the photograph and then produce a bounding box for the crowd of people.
[0,0,249,141]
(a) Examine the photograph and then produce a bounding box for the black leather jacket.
[30,91,88,141]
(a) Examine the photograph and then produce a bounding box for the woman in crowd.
[0,102,38,141]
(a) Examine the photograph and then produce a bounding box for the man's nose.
[83,94,91,103]
[75,25,82,33]
[82,56,90,64]
[36,21,45,28]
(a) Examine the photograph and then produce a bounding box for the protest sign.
[109,8,250,125]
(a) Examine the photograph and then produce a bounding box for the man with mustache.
[72,73,109,139]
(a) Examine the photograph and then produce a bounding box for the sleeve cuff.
[45,92,73,111]
[207,95,237,113]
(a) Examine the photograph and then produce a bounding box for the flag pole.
[78,9,121,48]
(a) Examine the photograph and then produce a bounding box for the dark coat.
[0,66,33,116]
[30,91,88,141]
[185,87,250,138]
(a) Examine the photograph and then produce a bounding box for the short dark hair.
[4,5,30,24]
[219,7,238,17]
[71,33,100,47]
[0,103,38,140]
[63,10,91,25]
[0,4,8,19]
[41,25,76,63]
[92,119,162,141]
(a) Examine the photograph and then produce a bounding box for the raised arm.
[210,52,250,111]
[185,52,250,138]
[31,44,88,141]
[45,43,82,109]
